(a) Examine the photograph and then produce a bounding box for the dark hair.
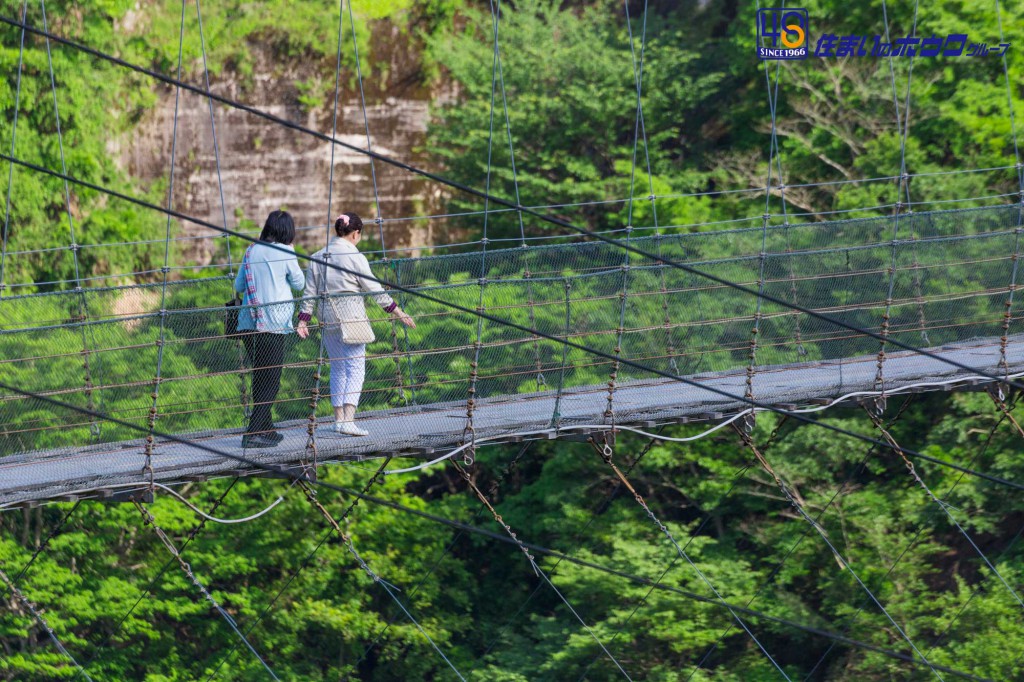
[260,210,295,245]
[335,212,364,237]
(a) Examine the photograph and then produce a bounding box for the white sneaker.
[334,421,369,437]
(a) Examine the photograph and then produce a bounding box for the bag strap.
[242,244,265,331]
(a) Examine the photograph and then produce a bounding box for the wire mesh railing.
[0,204,1022,459]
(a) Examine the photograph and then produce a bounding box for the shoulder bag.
[327,295,376,345]
[224,296,242,337]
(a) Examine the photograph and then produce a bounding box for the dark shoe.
[242,433,279,449]
[267,430,285,443]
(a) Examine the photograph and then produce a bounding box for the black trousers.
[243,332,286,435]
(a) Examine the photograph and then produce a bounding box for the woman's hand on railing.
[296,320,310,339]
[394,308,416,329]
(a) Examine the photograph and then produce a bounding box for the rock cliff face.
[116,22,450,266]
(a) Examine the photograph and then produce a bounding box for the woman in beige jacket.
[297,213,414,435]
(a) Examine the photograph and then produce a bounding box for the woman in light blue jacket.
[234,210,305,448]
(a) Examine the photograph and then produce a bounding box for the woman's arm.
[286,248,306,291]
[294,255,315,339]
[356,254,394,309]
[357,254,415,328]
[297,261,317,318]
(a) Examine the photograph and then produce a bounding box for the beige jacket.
[299,238,394,324]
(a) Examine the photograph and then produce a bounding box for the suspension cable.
[748,0,783,421]
[733,426,946,680]
[606,0,649,426]
[451,459,633,680]
[2,152,1020,406]
[303,0,347,472]
[0,0,27,299]
[462,0,506,467]
[591,435,790,679]
[40,0,102,442]
[77,479,240,674]
[195,0,249,423]
[132,498,279,678]
[692,395,918,679]
[346,0,412,407]
[866,407,1024,610]
[478,441,657,662]
[0,565,94,680]
[575,435,747,681]
[206,458,391,680]
[333,476,989,681]
[760,3,806,361]
[995,0,1024,380]
[3,299,1024,500]
[805,401,1015,678]
[0,500,81,600]
[490,0,546,389]
[140,0,186,491]
[296,478,467,681]
[348,442,535,676]
[2,13,1022,397]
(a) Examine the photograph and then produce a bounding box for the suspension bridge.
[2,204,1024,508]
[2,0,1024,680]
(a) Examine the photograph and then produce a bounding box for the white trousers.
[324,334,366,408]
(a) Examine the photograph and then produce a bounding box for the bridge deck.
[2,335,1021,508]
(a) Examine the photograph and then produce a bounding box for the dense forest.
[1,0,1024,680]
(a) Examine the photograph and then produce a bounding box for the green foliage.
[3,394,1023,679]
[427,0,730,240]
[2,0,1024,680]
[0,0,168,290]
[427,0,1024,235]
[0,0,454,291]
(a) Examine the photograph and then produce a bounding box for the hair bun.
[334,211,364,237]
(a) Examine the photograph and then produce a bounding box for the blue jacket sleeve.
[287,253,306,291]
[234,264,246,294]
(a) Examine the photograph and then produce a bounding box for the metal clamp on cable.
[461,425,477,466]
[869,394,887,419]
[741,411,756,436]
